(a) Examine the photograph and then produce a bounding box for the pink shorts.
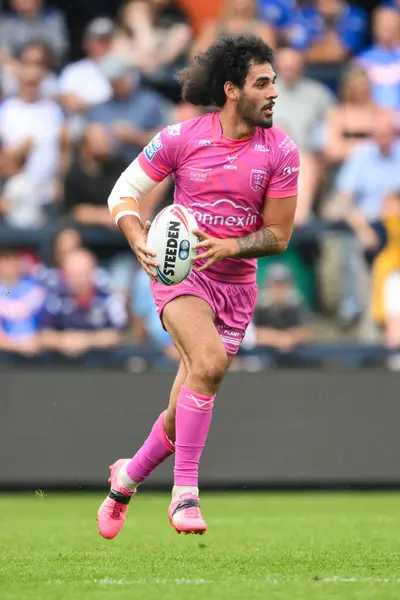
[151,269,258,355]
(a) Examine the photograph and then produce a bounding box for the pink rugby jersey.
[138,111,300,284]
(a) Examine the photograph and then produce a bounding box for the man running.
[98,34,300,538]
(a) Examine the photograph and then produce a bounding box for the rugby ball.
[147,205,199,285]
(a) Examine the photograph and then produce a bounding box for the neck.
[379,39,400,51]
[379,144,392,156]
[20,9,40,20]
[218,107,256,140]
[74,287,93,298]
[82,153,101,171]
[19,88,38,103]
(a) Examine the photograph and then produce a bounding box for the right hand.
[132,221,159,281]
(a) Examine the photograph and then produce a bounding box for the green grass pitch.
[1,491,400,599]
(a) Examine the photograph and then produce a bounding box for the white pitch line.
[319,577,400,584]
[45,576,400,586]
[93,578,213,585]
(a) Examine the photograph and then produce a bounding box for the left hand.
[192,229,238,272]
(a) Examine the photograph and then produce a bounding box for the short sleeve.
[266,136,300,198]
[138,126,182,183]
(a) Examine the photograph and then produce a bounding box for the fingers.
[143,264,157,280]
[192,249,213,262]
[197,258,215,272]
[137,250,159,268]
[139,257,157,280]
[192,229,209,240]
[193,239,210,250]
[143,220,152,243]
[137,241,157,258]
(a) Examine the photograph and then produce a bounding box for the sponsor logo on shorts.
[163,220,180,277]
[217,325,243,348]
[144,134,163,161]
[168,123,181,136]
[191,199,259,228]
[199,139,212,146]
[250,169,267,192]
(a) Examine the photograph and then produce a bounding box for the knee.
[190,351,228,388]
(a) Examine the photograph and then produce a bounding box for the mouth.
[262,104,275,116]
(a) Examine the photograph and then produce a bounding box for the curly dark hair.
[177,35,274,108]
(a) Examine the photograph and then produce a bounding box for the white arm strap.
[108,158,159,225]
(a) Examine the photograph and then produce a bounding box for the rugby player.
[98,34,300,538]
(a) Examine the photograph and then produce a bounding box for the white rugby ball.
[147,205,198,285]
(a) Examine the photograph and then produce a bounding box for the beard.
[237,93,274,129]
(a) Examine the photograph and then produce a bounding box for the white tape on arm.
[108,158,159,225]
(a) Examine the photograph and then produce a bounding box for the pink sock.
[126,412,175,484]
[174,386,215,487]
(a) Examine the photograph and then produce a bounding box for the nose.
[269,84,278,99]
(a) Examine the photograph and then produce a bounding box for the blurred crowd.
[0,0,400,369]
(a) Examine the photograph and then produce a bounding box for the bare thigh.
[162,295,229,397]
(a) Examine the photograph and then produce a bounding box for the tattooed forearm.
[235,227,283,259]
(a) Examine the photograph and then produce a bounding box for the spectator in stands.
[324,64,392,168]
[257,0,294,31]
[0,40,58,99]
[273,46,336,224]
[112,0,192,83]
[86,54,169,166]
[336,112,400,248]
[0,0,69,64]
[63,126,125,228]
[40,248,127,357]
[57,18,114,124]
[253,264,311,351]
[301,0,367,64]
[131,268,179,361]
[32,226,84,288]
[0,246,46,355]
[256,0,310,50]
[371,190,400,366]
[358,6,400,112]
[193,0,276,57]
[32,226,112,294]
[330,112,400,325]
[0,61,69,213]
[51,228,83,270]
[0,152,45,228]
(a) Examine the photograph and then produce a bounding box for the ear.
[224,81,239,102]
